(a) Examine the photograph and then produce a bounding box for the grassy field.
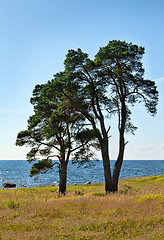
[0,175,164,240]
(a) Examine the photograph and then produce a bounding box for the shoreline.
[1,174,164,190]
[1,160,164,190]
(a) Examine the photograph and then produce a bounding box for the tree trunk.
[112,136,125,192]
[101,139,113,193]
[83,103,113,193]
[59,161,67,194]
[97,113,113,193]
[112,100,126,192]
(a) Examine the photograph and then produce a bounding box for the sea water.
[0,160,164,189]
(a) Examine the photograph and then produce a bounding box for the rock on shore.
[3,181,16,188]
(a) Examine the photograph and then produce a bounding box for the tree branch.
[38,141,60,152]
[124,141,129,146]
[70,143,85,153]
[107,126,111,134]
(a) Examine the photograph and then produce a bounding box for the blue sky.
[0,0,164,160]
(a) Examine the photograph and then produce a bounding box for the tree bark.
[95,110,113,193]
[59,161,67,194]
[100,138,113,193]
[112,100,126,192]
[112,136,125,192]
[81,96,114,193]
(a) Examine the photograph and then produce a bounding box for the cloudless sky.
[0,0,164,160]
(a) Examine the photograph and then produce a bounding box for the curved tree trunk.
[59,161,67,194]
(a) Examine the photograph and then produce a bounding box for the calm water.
[0,160,164,189]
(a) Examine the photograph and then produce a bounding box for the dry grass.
[0,175,164,239]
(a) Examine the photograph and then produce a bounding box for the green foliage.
[63,40,158,139]
[95,40,158,127]
[16,67,100,194]
[30,159,54,177]
[16,130,33,146]
[75,128,98,143]
[16,40,159,194]
[72,147,95,164]
[62,40,158,193]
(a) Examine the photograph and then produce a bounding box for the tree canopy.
[16,40,159,194]
[16,74,99,193]
[62,40,159,192]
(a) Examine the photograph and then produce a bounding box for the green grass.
[0,175,164,239]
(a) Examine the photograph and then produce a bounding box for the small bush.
[75,190,84,195]
[6,200,20,209]
[135,193,164,203]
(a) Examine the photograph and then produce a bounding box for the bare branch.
[124,141,129,146]
[52,161,61,167]
[106,108,118,115]
[82,65,94,83]
[107,126,111,134]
